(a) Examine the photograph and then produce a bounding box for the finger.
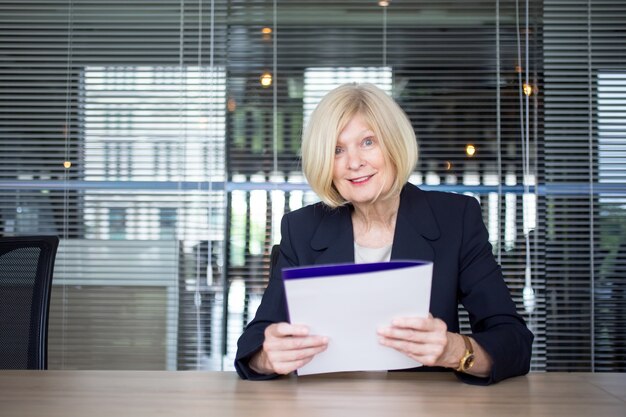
[389,316,427,330]
[390,316,447,332]
[378,327,447,345]
[266,322,310,338]
[379,335,442,354]
[379,336,445,362]
[264,335,329,352]
[271,355,319,375]
[267,344,328,364]
[268,345,328,374]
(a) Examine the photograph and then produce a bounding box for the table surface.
[0,370,624,417]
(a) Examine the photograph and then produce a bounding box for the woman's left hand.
[377,314,459,368]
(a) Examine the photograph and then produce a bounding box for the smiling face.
[332,113,395,207]
[302,83,417,208]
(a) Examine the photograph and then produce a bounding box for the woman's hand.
[377,314,461,368]
[249,322,329,375]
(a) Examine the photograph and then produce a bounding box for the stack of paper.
[282,261,433,375]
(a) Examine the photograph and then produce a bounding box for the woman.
[235,83,533,385]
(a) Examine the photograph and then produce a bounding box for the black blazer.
[235,183,533,385]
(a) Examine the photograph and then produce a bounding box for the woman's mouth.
[349,174,373,184]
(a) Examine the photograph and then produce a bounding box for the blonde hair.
[301,83,418,208]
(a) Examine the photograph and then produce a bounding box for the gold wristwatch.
[456,334,475,373]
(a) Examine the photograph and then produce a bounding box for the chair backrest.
[0,236,59,370]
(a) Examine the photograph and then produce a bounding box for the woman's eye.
[335,146,343,155]
[363,138,374,146]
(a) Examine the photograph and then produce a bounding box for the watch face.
[465,354,475,370]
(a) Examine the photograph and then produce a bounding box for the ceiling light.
[523,83,533,96]
[260,72,273,88]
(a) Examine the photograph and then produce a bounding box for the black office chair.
[0,235,59,369]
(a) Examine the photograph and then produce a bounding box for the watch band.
[461,334,473,354]
[456,334,475,373]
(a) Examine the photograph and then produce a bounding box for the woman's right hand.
[249,322,329,375]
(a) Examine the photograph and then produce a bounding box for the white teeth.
[351,176,369,183]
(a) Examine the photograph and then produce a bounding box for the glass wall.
[0,0,624,371]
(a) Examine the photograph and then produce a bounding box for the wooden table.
[0,371,624,417]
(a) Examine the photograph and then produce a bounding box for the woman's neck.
[351,194,400,248]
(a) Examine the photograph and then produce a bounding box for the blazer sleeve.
[234,214,297,380]
[455,197,534,385]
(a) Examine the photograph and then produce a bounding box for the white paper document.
[282,261,433,376]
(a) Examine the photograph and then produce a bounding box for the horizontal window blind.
[1,0,230,370]
[2,0,623,372]
[225,0,547,370]
[544,0,626,371]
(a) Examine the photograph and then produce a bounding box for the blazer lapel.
[307,184,439,265]
[391,184,440,263]
[310,205,355,265]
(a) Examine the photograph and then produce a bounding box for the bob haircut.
[301,82,418,208]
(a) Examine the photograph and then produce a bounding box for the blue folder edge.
[282,260,429,280]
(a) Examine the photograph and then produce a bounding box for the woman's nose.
[346,149,364,170]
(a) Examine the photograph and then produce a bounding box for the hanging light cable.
[382,1,388,68]
[206,0,216,291]
[193,0,205,371]
[61,0,74,370]
[496,0,503,264]
[515,0,536,315]
[272,0,278,176]
[193,0,218,370]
